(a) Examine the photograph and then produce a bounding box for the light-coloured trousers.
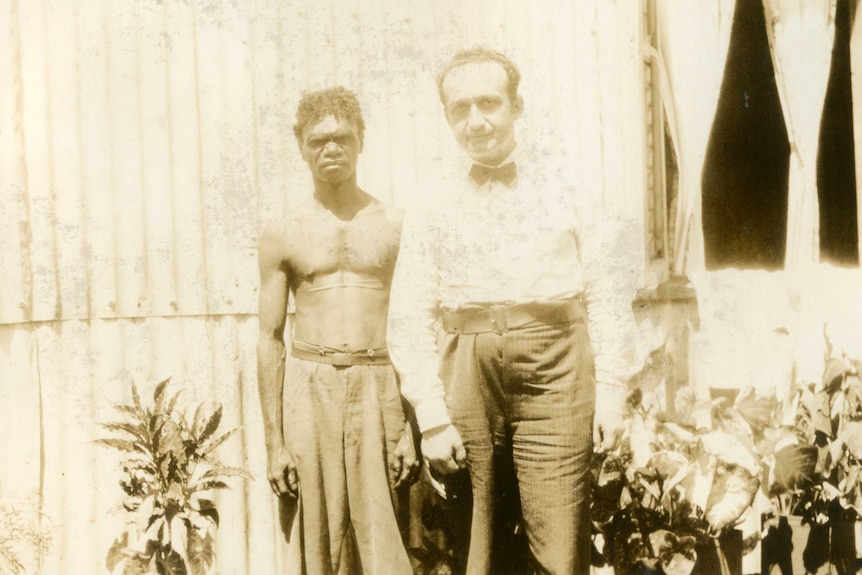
[280,357,413,575]
[439,318,596,575]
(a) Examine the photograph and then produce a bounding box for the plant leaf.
[165,390,183,420]
[771,442,818,494]
[156,550,187,575]
[0,542,27,575]
[131,381,142,412]
[195,480,229,492]
[649,451,689,482]
[105,533,129,572]
[188,531,215,575]
[113,404,144,420]
[698,430,760,475]
[201,461,253,481]
[170,516,190,566]
[844,375,862,420]
[812,390,834,438]
[121,554,154,575]
[94,438,143,453]
[191,403,208,438]
[408,547,436,565]
[823,359,847,393]
[100,421,148,443]
[735,390,778,435]
[839,420,862,459]
[201,428,239,458]
[165,455,179,484]
[198,405,222,446]
[152,420,164,457]
[197,502,219,528]
[705,464,758,532]
[662,552,697,575]
[154,377,171,405]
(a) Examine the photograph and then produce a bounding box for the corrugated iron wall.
[0,0,645,572]
[0,316,276,573]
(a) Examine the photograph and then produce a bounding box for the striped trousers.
[439,316,596,575]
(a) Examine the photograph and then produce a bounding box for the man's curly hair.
[437,46,521,106]
[293,86,365,142]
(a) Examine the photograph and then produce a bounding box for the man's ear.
[513,95,524,117]
[441,100,451,123]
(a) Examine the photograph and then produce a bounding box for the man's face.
[298,114,363,184]
[441,61,522,166]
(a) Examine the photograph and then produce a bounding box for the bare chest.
[283,212,401,284]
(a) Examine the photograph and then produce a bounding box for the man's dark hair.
[293,86,365,142]
[437,46,521,105]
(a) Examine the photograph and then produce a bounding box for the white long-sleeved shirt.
[388,150,635,432]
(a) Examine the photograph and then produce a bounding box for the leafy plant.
[0,486,52,574]
[408,491,458,575]
[592,390,760,575]
[96,378,251,575]
[755,356,862,575]
[798,357,862,574]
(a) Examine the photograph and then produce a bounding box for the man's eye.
[452,103,469,115]
[478,99,498,110]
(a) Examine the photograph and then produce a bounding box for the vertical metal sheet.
[0,0,646,572]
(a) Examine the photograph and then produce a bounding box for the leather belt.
[441,298,586,334]
[291,340,390,366]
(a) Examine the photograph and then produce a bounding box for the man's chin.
[466,149,506,166]
[317,166,354,183]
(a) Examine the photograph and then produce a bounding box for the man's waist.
[440,297,586,334]
[291,340,390,367]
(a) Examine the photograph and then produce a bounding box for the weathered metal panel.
[0,316,275,574]
[0,1,646,573]
[1,0,644,324]
[0,0,31,325]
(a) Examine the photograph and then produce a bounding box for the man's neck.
[313,179,370,221]
[469,142,517,167]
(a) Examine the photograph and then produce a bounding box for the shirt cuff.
[413,397,452,433]
[595,380,628,416]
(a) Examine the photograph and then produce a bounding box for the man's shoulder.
[400,192,446,225]
[259,198,318,255]
[381,203,405,229]
[517,157,598,210]
[414,174,467,213]
[262,197,319,234]
[360,194,404,232]
[257,221,289,270]
[289,197,322,219]
[363,193,403,215]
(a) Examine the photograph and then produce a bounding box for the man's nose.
[322,140,340,155]
[467,104,485,129]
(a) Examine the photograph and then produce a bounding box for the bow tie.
[469,162,517,187]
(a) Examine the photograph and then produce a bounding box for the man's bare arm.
[256,225,297,496]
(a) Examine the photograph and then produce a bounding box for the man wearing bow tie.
[387,47,634,574]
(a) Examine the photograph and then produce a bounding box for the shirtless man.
[257,86,417,574]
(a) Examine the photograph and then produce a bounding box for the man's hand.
[390,421,420,488]
[421,424,467,476]
[267,447,298,498]
[593,409,624,454]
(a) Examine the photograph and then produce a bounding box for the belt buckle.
[330,353,353,367]
[488,305,508,333]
